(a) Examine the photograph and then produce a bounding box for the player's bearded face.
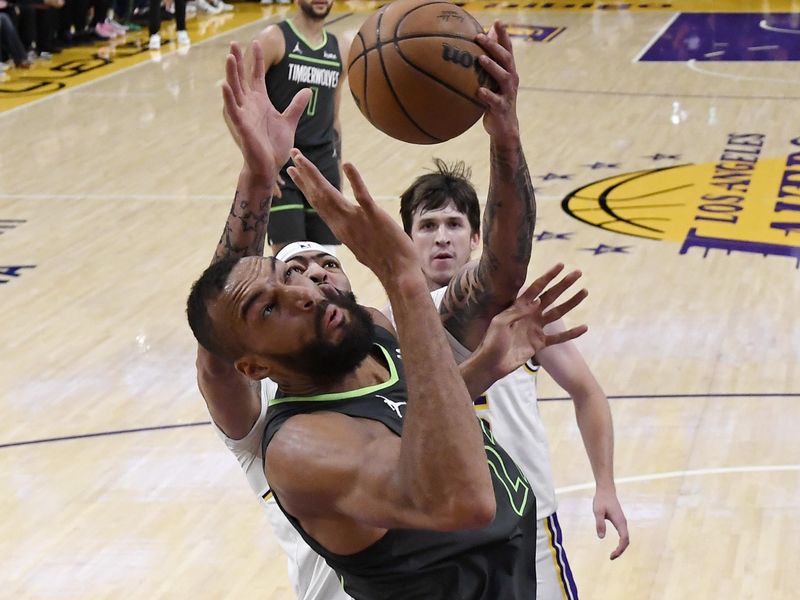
[290,290,375,383]
[298,0,332,20]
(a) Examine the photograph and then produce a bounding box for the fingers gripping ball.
[347,0,495,144]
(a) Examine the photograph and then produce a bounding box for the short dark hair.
[399,158,481,236]
[186,256,242,361]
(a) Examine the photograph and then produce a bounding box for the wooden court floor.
[1,1,798,598]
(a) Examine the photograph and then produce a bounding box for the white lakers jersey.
[211,377,351,600]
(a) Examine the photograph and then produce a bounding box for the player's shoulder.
[255,22,287,51]
[367,307,397,338]
[267,412,372,476]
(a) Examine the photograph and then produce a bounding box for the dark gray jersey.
[264,326,538,600]
[266,20,341,149]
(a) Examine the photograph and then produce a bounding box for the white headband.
[275,241,332,262]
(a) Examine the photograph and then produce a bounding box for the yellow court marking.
[0,4,318,113]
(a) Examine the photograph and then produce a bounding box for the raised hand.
[287,153,419,280]
[475,21,520,143]
[222,41,310,181]
[475,264,588,378]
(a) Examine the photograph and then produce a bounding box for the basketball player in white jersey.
[387,158,631,599]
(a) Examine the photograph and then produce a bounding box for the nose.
[281,285,317,312]
[434,224,450,245]
[304,262,328,284]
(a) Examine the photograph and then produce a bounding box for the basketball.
[347,0,493,144]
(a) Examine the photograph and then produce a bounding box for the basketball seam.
[392,40,485,109]
[356,31,371,121]
[348,32,485,68]
[347,0,481,68]
[374,7,441,143]
[391,2,484,114]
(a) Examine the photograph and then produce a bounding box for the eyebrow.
[240,291,263,321]
[288,253,337,266]
[239,258,277,320]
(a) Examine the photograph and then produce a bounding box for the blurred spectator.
[0,1,31,67]
[148,0,188,49]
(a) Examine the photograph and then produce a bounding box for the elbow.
[465,492,497,529]
[431,488,496,531]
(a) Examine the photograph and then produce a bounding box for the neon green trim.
[303,208,317,214]
[485,445,530,516]
[268,344,399,406]
[480,417,495,444]
[287,19,328,51]
[288,53,341,68]
[271,203,304,212]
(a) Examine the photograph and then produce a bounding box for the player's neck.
[277,350,390,397]
[290,14,325,46]
[425,278,441,292]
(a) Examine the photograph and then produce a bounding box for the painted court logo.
[561,133,800,266]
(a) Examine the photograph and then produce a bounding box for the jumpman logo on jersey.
[292,42,302,54]
[377,395,406,418]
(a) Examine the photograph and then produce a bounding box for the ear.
[470,231,480,252]
[234,356,272,381]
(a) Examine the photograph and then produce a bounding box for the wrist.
[239,165,275,192]
[490,132,522,155]
[383,268,429,297]
[595,479,617,494]
[470,341,499,375]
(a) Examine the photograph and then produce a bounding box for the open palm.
[222,42,310,180]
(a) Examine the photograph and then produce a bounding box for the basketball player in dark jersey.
[195,26,588,599]
[243,0,344,255]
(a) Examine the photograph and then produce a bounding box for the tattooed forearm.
[211,190,271,265]
[486,144,536,267]
[440,254,500,342]
[511,148,536,259]
[439,143,537,349]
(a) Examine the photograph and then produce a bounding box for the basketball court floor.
[1,1,798,598]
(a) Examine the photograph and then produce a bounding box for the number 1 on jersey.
[306,86,319,117]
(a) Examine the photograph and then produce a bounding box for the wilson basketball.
[347,0,493,144]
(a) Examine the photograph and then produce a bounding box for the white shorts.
[536,512,579,600]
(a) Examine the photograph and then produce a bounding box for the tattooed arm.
[196,42,310,439]
[439,22,536,351]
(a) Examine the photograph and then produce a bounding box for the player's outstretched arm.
[197,42,309,439]
[216,41,310,264]
[536,326,630,560]
[275,155,505,547]
[440,22,535,352]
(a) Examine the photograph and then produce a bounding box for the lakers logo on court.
[561,133,800,266]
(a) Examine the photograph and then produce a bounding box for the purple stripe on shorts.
[549,513,579,600]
